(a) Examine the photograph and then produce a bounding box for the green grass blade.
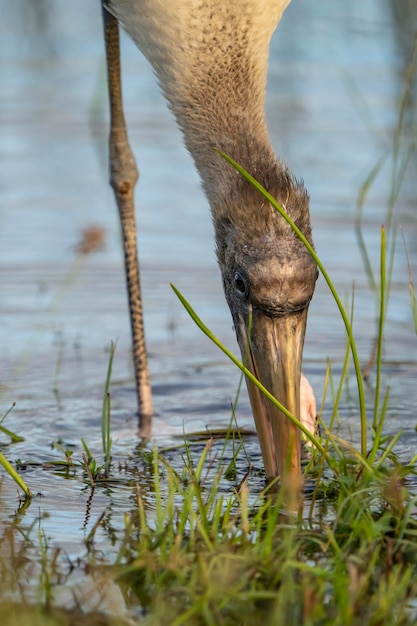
[355,155,385,292]
[81,437,92,461]
[374,420,401,471]
[0,451,32,497]
[402,228,417,335]
[373,226,387,432]
[0,403,25,443]
[102,340,116,465]
[0,402,16,425]
[0,424,25,443]
[170,283,328,461]
[216,150,367,454]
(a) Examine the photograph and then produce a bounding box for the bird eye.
[233,270,249,297]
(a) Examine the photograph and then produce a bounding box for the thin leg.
[101,4,153,437]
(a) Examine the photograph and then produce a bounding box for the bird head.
[214,166,318,506]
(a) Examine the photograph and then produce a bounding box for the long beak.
[237,308,308,508]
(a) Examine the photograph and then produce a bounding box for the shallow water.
[1,0,417,611]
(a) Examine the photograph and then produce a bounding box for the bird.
[100,0,318,504]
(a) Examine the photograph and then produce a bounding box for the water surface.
[1,0,416,611]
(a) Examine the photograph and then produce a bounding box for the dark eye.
[233,270,249,297]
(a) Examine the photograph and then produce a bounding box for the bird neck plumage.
[144,18,277,210]
[174,104,278,210]
[109,0,290,209]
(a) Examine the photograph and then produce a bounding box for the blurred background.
[1,0,417,447]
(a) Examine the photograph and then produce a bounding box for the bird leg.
[101,4,153,437]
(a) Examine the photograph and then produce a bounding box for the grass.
[0,171,416,624]
[116,445,417,626]
[0,7,416,626]
[2,426,417,625]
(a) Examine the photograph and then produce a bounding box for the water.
[1,0,416,611]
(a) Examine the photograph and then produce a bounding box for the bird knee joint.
[110,165,138,197]
[112,179,131,196]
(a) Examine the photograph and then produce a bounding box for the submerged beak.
[237,308,308,507]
